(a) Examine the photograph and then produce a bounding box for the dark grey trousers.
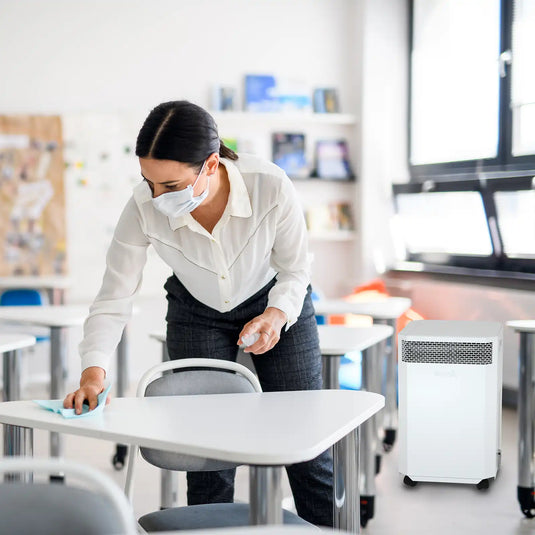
[164,275,334,527]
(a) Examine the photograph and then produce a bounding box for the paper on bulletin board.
[0,115,67,276]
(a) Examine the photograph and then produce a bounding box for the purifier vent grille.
[401,340,493,365]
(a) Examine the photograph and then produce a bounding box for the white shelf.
[308,230,357,242]
[212,111,358,127]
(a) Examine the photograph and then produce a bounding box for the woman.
[64,100,333,526]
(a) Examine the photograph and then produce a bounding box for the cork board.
[0,115,67,276]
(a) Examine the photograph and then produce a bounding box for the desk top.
[506,320,535,333]
[0,390,384,466]
[0,305,88,328]
[0,334,36,353]
[313,297,411,320]
[0,276,72,289]
[318,324,393,355]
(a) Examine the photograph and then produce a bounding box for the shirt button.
[225,300,230,304]
[221,275,226,279]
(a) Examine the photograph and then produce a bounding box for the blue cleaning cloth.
[34,384,112,419]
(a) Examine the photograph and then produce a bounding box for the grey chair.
[124,358,314,532]
[0,456,137,535]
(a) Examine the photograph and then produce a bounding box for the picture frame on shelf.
[313,139,354,181]
[313,88,340,113]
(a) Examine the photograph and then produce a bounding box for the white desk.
[0,276,72,305]
[314,297,411,450]
[317,324,392,528]
[506,320,535,518]
[0,334,37,460]
[0,389,384,533]
[0,305,87,457]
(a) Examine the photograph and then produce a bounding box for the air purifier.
[398,320,503,488]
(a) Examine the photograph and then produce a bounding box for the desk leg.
[322,355,341,389]
[334,428,360,533]
[360,347,378,527]
[117,326,129,397]
[3,349,21,402]
[2,348,30,464]
[50,326,66,458]
[112,327,130,471]
[249,466,283,524]
[376,318,397,450]
[518,332,535,517]
[3,426,33,482]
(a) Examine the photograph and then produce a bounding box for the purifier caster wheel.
[360,495,374,528]
[518,487,535,517]
[403,475,418,487]
[112,444,128,470]
[383,429,396,452]
[476,478,489,490]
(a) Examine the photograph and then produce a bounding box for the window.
[392,176,535,277]
[409,0,535,179]
[397,0,535,278]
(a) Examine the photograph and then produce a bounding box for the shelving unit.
[213,110,360,297]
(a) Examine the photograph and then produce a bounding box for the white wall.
[358,0,410,282]
[0,0,361,301]
[0,0,362,383]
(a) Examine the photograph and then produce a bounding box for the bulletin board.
[0,115,67,276]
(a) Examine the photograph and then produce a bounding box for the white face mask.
[151,161,209,218]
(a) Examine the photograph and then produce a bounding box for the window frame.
[408,0,535,181]
[392,175,535,277]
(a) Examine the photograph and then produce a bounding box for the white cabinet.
[213,111,359,297]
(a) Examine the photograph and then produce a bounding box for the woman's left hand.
[238,307,287,355]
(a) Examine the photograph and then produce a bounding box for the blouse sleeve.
[266,175,312,329]
[79,197,150,374]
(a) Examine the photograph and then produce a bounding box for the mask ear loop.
[191,160,207,190]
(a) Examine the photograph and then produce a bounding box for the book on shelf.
[313,88,340,113]
[244,74,311,112]
[314,139,354,180]
[305,202,354,234]
[272,132,309,179]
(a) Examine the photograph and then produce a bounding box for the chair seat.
[139,502,314,531]
[0,483,125,534]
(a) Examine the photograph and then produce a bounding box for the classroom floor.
[14,380,535,535]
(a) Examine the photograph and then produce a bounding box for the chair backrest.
[0,457,137,535]
[125,358,262,500]
[0,289,45,307]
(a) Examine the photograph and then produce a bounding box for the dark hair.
[135,101,238,171]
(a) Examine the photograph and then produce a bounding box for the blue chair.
[0,289,50,342]
[338,351,362,391]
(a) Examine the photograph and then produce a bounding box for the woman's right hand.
[63,366,108,415]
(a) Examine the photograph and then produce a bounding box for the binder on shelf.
[272,132,309,179]
[314,139,354,180]
[313,88,340,113]
[305,202,354,233]
[212,86,237,111]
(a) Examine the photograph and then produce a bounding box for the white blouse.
[79,153,312,373]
